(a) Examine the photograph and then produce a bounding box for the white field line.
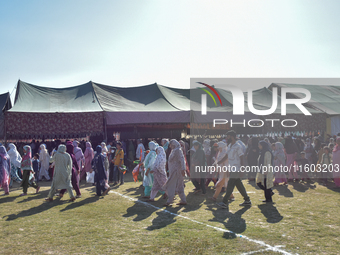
[110,191,295,255]
[241,246,286,255]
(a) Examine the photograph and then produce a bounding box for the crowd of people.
[0,130,340,209]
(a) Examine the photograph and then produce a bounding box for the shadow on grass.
[0,194,17,203]
[60,195,101,212]
[17,190,50,203]
[4,199,63,221]
[272,185,294,197]
[123,201,158,222]
[290,181,316,193]
[206,204,250,235]
[145,206,182,231]
[257,203,283,223]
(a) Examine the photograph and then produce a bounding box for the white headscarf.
[203,139,211,156]
[216,141,227,164]
[7,143,22,168]
[39,144,49,158]
[153,146,167,172]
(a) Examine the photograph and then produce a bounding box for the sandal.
[69,197,76,202]
[45,197,53,202]
[147,199,155,202]
[19,193,27,197]
[163,203,172,207]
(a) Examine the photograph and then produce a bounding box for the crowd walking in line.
[1,130,340,210]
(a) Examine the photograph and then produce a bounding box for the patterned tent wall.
[5,112,104,139]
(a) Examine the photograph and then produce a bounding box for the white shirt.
[227,142,244,171]
[236,140,246,154]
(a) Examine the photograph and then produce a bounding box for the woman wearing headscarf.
[179,140,190,177]
[209,141,234,201]
[256,140,274,203]
[73,141,85,171]
[142,141,158,198]
[203,139,211,165]
[136,139,145,162]
[148,146,167,201]
[163,139,187,206]
[20,145,40,196]
[7,143,22,187]
[59,141,81,198]
[101,142,110,185]
[81,142,94,182]
[332,137,340,187]
[205,143,219,187]
[191,141,206,195]
[162,138,171,174]
[45,144,75,202]
[284,136,299,181]
[304,138,314,164]
[91,145,110,196]
[246,137,259,181]
[39,144,51,181]
[273,142,287,185]
[0,146,10,195]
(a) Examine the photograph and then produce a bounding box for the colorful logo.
[197,82,223,106]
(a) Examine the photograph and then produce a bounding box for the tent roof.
[93,82,190,112]
[9,80,102,113]
[269,83,340,115]
[0,92,11,112]
[7,80,336,116]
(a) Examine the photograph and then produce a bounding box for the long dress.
[150,147,167,200]
[60,142,81,196]
[92,146,109,196]
[0,146,10,194]
[143,142,158,197]
[39,144,51,181]
[273,142,287,184]
[82,142,94,181]
[47,145,74,199]
[163,140,187,204]
[7,143,22,186]
[213,142,229,199]
[256,150,274,202]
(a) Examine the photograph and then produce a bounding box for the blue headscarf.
[96,145,102,155]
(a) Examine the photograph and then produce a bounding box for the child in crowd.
[32,153,40,184]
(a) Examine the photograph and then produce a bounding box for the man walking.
[216,130,251,210]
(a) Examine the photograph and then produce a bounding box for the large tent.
[5,80,340,140]
[6,80,104,139]
[0,92,12,139]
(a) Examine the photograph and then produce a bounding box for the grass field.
[1,173,339,255]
